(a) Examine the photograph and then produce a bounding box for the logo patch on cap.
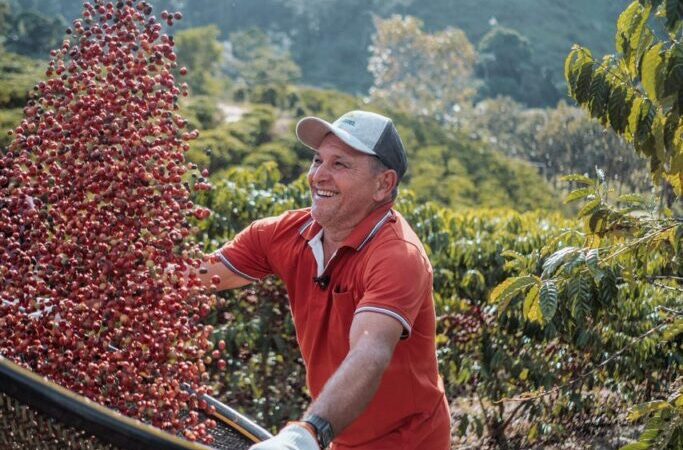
[341,119,356,127]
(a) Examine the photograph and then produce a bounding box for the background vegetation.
[1,0,681,449]
[7,0,628,100]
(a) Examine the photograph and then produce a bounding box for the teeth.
[316,189,336,197]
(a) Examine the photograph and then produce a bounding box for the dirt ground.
[448,395,642,449]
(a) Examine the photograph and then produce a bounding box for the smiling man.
[196,111,450,449]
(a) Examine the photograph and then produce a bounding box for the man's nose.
[311,163,330,182]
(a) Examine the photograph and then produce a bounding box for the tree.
[462,97,651,193]
[565,0,683,201]
[0,1,10,49]
[5,10,66,58]
[226,28,301,89]
[535,102,651,192]
[368,15,478,123]
[488,1,683,447]
[475,26,561,107]
[174,25,225,96]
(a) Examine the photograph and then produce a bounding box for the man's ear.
[373,169,398,202]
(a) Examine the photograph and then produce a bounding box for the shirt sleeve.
[218,216,281,281]
[355,240,433,339]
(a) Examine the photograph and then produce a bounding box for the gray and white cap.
[296,110,408,180]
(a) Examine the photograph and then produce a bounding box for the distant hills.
[11,0,630,96]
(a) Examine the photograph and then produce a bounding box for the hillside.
[177,0,630,95]
[401,0,629,90]
[181,86,558,212]
[15,0,630,96]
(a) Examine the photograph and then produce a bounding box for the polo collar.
[299,202,396,251]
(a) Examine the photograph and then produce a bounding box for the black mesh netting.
[0,391,254,450]
[0,391,116,450]
[0,357,257,450]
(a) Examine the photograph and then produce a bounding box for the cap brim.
[296,117,376,156]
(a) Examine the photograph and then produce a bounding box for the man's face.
[307,134,382,231]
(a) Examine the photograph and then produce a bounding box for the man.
[195,111,451,449]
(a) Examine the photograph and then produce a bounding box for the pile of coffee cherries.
[0,0,219,443]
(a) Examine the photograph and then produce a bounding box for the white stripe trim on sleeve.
[355,306,411,339]
[215,251,260,282]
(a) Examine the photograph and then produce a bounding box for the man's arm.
[190,252,253,291]
[250,312,403,450]
[304,311,403,437]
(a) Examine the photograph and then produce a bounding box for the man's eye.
[335,161,346,168]
[312,158,321,165]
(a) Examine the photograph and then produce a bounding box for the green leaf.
[674,390,683,407]
[588,208,610,235]
[543,247,580,278]
[608,86,630,134]
[578,198,602,218]
[663,112,680,156]
[569,276,592,323]
[523,284,543,324]
[630,26,656,77]
[617,193,646,204]
[501,250,526,262]
[519,368,529,381]
[616,2,642,55]
[615,2,653,77]
[540,280,559,322]
[565,47,592,96]
[598,267,618,305]
[586,248,599,270]
[565,46,582,94]
[620,442,653,450]
[527,423,539,442]
[642,43,665,101]
[565,187,595,204]
[575,61,595,104]
[640,414,666,441]
[462,269,485,290]
[628,401,670,421]
[662,318,683,342]
[628,96,645,141]
[491,276,539,315]
[560,174,595,185]
[664,0,683,32]
[589,69,610,120]
[636,99,656,151]
[663,45,683,98]
[666,171,683,196]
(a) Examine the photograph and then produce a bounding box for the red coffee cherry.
[0,0,216,442]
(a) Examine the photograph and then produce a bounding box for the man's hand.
[178,252,253,292]
[249,424,319,450]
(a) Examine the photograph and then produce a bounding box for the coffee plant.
[491,173,681,447]
[497,0,683,446]
[0,0,223,443]
[565,0,683,198]
[195,163,680,448]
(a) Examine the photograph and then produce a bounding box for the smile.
[314,189,338,198]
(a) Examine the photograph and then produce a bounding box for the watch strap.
[303,414,334,449]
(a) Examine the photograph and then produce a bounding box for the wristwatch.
[303,414,334,449]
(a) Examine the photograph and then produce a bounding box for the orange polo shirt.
[219,203,450,449]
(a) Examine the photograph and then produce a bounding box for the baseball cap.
[296,110,408,180]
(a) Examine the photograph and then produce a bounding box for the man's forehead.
[318,133,362,156]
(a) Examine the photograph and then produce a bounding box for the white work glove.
[249,424,320,450]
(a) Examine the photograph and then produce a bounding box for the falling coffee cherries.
[0,0,219,444]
